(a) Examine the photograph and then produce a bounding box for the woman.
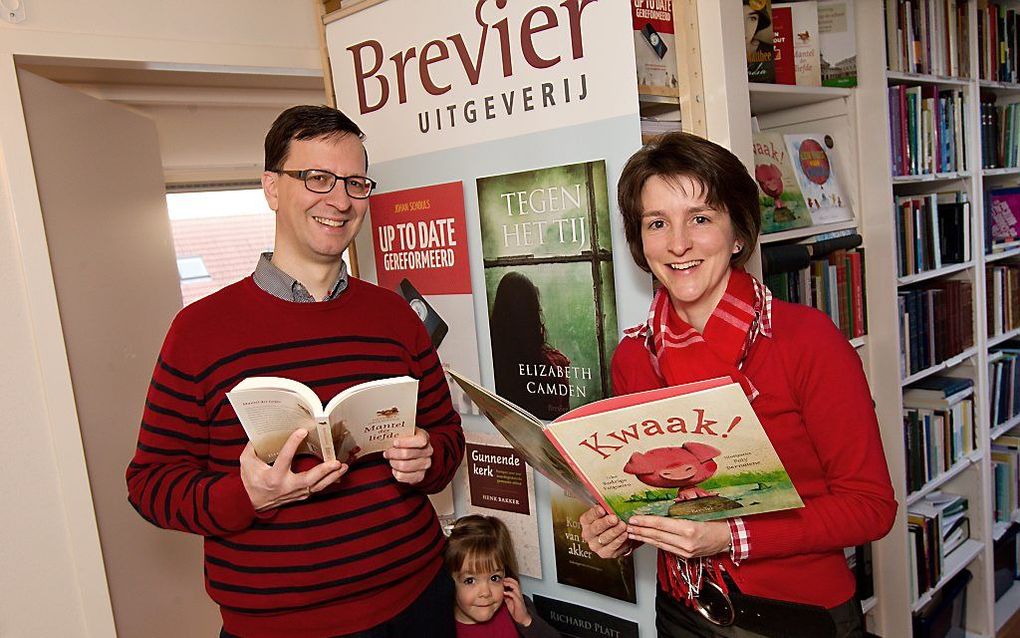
[490,271,571,420]
[579,132,896,638]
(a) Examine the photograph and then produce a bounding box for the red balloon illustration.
[798,138,831,185]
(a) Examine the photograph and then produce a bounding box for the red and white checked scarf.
[624,267,771,604]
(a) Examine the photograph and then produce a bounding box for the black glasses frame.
[274,169,377,199]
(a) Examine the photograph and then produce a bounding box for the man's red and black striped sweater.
[126,276,464,637]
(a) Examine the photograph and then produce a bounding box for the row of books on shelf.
[986,187,1020,253]
[898,280,975,378]
[993,431,1020,525]
[885,0,970,78]
[894,191,971,277]
[888,84,967,177]
[904,375,976,492]
[991,344,1020,427]
[977,1,1020,83]
[979,97,1020,170]
[908,491,971,604]
[744,0,857,88]
[763,235,866,339]
[988,263,1020,337]
[752,131,854,235]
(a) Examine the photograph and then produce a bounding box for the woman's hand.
[626,516,731,559]
[578,506,635,559]
[502,577,532,627]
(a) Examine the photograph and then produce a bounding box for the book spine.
[316,420,337,464]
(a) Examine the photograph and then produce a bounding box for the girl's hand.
[502,578,532,627]
[626,516,731,559]
[578,506,634,559]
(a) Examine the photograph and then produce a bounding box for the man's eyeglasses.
[274,169,377,199]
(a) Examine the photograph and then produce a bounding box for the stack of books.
[908,491,970,604]
[744,0,858,88]
[987,263,1020,338]
[763,233,866,340]
[979,97,1020,169]
[978,1,1020,83]
[888,84,967,177]
[894,191,971,277]
[990,345,1020,428]
[993,432,1020,523]
[886,0,970,77]
[903,375,976,493]
[897,281,975,378]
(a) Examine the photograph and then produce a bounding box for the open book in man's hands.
[227,376,418,464]
[447,370,802,523]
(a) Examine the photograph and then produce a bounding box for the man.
[127,105,464,637]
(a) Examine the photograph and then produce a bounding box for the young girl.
[444,515,560,638]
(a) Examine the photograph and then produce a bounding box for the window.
[165,186,275,306]
[177,256,210,282]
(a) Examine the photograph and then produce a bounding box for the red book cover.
[829,250,849,338]
[772,6,796,85]
[848,251,865,338]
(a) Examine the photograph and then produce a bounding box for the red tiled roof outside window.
[171,213,276,306]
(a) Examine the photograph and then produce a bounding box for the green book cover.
[476,160,617,420]
[753,132,813,234]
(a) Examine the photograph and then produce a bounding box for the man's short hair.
[264,105,367,172]
[617,132,761,271]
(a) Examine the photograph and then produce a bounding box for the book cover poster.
[744,0,775,83]
[633,0,678,95]
[456,432,542,578]
[784,133,854,226]
[476,160,618,420]
[533,594,639,638]
[753,132,812,234]
[466,442,531,515]
[369,181,481,415]
[988,188,1020,247]
[777,0,821,86]
[550,486,636,603]
[548,382,804,523]
[819,0,858,87]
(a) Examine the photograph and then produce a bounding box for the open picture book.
[448,370,803,523]
[227,376,418,464]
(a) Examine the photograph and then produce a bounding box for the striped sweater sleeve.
[407,320,464,494]
[126,322,256,535]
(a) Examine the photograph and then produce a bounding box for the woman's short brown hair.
[617,132,761,271]
[444,515,519,581]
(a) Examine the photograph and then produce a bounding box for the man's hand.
[240,429,347,512]
[384,428,432,484]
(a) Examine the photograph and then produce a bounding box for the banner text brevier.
[346,0,598,115]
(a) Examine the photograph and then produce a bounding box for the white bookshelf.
[912,540,985,612]
[697,1,1018,635]
[906,450,984,507]
[758,219,859,245]
[897,261,975,286]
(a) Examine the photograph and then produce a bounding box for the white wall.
[0,3,321,635]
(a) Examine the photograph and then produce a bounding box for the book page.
[547,383,804,523]
[227,387,322,463]
[327,376,418,462]
[448,370,599,507]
